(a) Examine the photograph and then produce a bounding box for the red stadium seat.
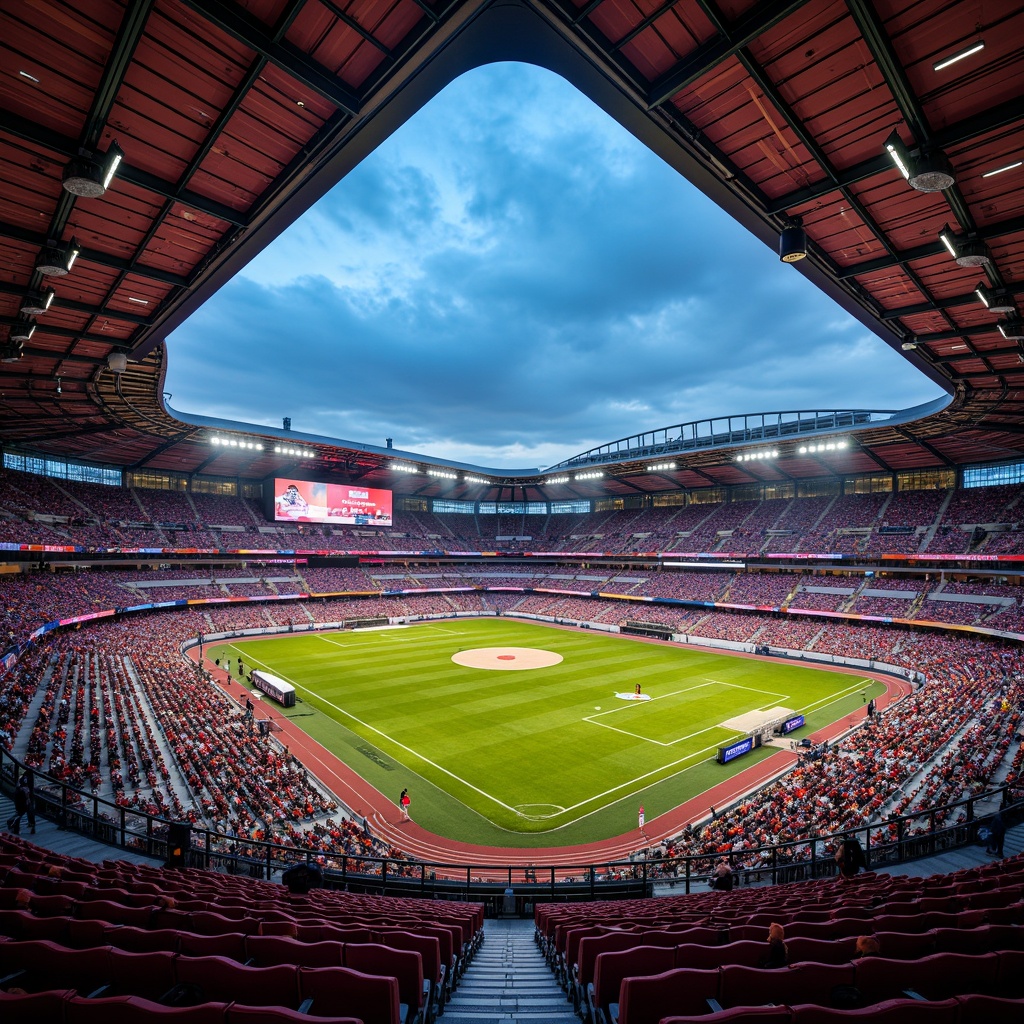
[299,965,402,1024]
[614,967,719,1024]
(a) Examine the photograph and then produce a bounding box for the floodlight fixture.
[933,40,985,72]
[955,238,991,268]
[35,237,80,277]
[998,318,1024,340]
[909,149,955,192]
[20,288,56,316]
[0,339,24,363]
[9,320,36,342]
[901,340,919,351]
[62,141,124,198]
[779,216,807,263]
[937,226,990,267]
[975,284,1017,315]
[107,351,128,374]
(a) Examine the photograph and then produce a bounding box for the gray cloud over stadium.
[166,63,943,470]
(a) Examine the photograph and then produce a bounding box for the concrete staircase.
[443,917,576,1024]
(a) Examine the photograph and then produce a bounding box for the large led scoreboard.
[267,477,392,527]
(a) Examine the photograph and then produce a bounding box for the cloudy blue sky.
[165,62,943,471]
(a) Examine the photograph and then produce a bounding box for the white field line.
[585,717,735,748]
[220,633,879,829]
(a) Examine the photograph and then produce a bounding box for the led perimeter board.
[268,478,393,526]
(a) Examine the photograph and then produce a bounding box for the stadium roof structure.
[1,0,1023,504]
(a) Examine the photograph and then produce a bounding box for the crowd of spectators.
[4,512,1024,871]
[5,465,1024,557]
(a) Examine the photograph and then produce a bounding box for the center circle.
[451,647,564,670]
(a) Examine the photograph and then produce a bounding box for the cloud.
[166,63,944,467]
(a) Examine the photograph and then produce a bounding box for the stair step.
[444,918,573,1024]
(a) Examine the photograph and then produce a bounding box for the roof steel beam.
[0,283,152,327]
[648,0,812,107]
[0,218,190,288]
[765,98,1024,215]
[836,213,1024,280]
[179,0,362,115]
[0,112,247,227]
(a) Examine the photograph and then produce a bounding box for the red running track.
[187,634,910,870]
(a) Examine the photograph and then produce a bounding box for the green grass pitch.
[211,618,883,848]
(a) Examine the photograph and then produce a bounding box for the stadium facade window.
[433,499,475,513]
[240,481,262,499]
[3,450,121,486]
[191,476,236,496]
[478,502,497,515]
[595,498,625,511]
[797,478,840,498]
[550,500,590,513]
[126,470,188,491]
[688,487,724,505]
[897,468,956,491]
[963,461,1024,488]
[494,501,547,514]
[651,492,685,506]
[399,497,429,512]
[762,482,795,500]
[844,474,893,494]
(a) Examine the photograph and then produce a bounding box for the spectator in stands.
[6,774,35,834]
[835,835,866,878]
[711,857,734,891]
[761,922,788,968]
[986,810,1006,857]
[855,935,880,958]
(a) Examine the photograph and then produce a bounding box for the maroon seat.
[299,965,402,1024]
[0,908,72,943]
[179,931,249,962]
[75,899,154,928]
[225,1005,363,1024]
[345,942,425,1023]
[785,936,859,965]
[956,992,1024,1024]
[719,962,856,1010]
[245,935,344,968]
[63,993,230,1023]
[615,967,719,1024]
[901,951,1000,1000]
[575,932,648,1015]
[869,930,937,960]
[190,912,261,937]
[106,925,183,954]
[106,947,179,1000]
[790,997,959,1022]
[174,955,300,1010]
[590,945,676,1024]
[661,1008,792,1024]
[675,939,766,969]
[0,988,75,1023]
[0,938,113,994]
[374,930,445,1013]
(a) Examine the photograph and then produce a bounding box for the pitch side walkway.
[189,644,911,869]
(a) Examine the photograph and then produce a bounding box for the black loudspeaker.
[167,822,192,868]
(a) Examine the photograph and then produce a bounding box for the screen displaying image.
[273,478,393,526]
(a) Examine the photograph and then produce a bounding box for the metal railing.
[2,747,1018,908]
